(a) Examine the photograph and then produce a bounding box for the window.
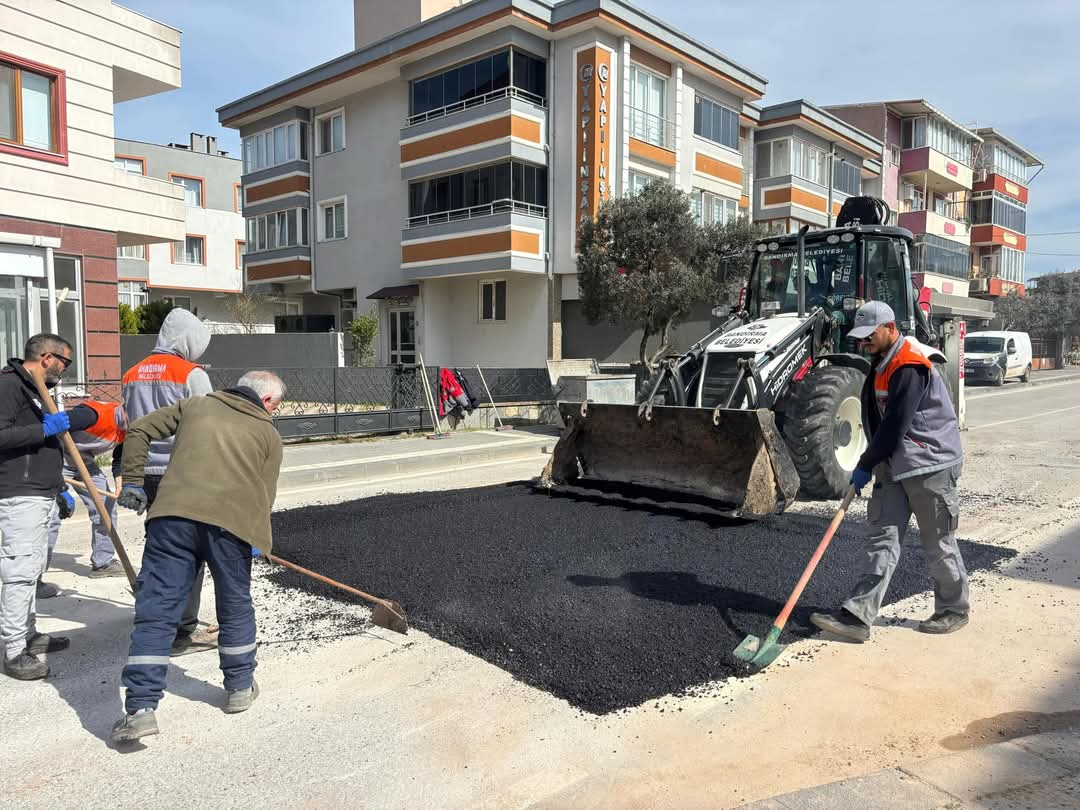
[388,309,416,364]
[234,183,243,214]
[246,208,309,252]
[316,109,345,155]
[902,183,926,213]
[969,192,1027,234]
[114,155,145,175]
[407,161,546,224]
[979,144,1028,186]
[833,161,861,196]
[691,189,738,226]
[169,173,204,207]
[693,95,739,150]
[409,47,544,121]
[173,235,205,265]
[901,115,972,164]
[0,52,66,163]
[117,244,146,260]
[163,295,192,311]
[320,198,347,240]
[242,120,303,173]
[999,247,1025,283]
[629,66,669,147]
[480,280,507,322]
[910,234,969,279]
[235,240,246,270]
[118,281,148,310]
[627,171,655,195]
[755,139,792,179]
[274,300,301,317]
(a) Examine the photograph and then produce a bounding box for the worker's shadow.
[37,587,225,750]
[567,571,784,640]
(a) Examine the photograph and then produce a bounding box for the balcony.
[898,208,970,245]
[401,204,547,281]
[628,108,676,168]
[405,86,545,127]
[900,146,973,194]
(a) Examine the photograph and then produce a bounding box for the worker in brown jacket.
[110,371,284,744]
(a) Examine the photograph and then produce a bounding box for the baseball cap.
[848,301,896,339]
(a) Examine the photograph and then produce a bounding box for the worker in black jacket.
[0,334,84,680]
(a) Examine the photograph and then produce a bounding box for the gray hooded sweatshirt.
[121,308,212,476]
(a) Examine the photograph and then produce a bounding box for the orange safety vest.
[874,340,933,415]
[82,401,126,445]
[121,353,200,387]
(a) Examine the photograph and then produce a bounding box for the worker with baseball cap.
[811,300,969,642]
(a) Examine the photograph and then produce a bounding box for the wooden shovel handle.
[267,553,398,615]
[772,485,856,631]
[31,374,138,590]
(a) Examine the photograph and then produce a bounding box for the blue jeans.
[122,517,256,713]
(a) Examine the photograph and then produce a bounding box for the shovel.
[31,374,139,592]
[734,485,856,670]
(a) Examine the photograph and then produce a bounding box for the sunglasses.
[47,352,73,370]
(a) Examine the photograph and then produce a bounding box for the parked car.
[965,331,1033,386]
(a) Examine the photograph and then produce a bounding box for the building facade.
[1,0,184,387]
[218,0,766,367]
[968,127,1042,294]
[113,132,276,332]
[752,100,882,235]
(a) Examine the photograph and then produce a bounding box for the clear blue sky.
[116,0,1080,281]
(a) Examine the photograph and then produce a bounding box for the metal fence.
[60,366,554,440]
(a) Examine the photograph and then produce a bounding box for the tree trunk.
[639,327,657,370]
[647,317,675,369]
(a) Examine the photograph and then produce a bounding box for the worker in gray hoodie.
[121,308,217,656]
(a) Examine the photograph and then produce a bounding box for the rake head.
[372,600,409,635]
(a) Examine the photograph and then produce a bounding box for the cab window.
[863,238,907,321]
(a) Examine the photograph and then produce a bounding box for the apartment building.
[114,132,269,332]
[968,127,1042,295]
[218,0,766,367]
[826,100,980,298]
[753,100,882,234]
[1,0,184,387]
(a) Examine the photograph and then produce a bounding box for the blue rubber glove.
[117,485,148,515]
[850,467,873,494]
[56,490,76,519]
[42,411,70,438]
[251,546,261,558]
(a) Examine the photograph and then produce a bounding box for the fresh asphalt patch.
[266,483,1015,714]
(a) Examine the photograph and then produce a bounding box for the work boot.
[36,580,60,599]
[810,609,870,642]
[170,627,219,657]
[89,560,125,578]
[26,632,70,655]
[4,651,49,680]
[918,611,969,635]
[111,709,158,744]
[225,679,259,714]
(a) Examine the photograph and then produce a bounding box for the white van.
[965,331,1033,386]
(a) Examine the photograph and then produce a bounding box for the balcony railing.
[407,198,547,229]
[629,107,675,150]
[406,87,546,127]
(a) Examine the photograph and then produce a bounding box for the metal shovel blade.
[733,626,785,670]
[371,600,409,635]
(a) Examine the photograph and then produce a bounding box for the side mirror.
[1008,345,1017,355]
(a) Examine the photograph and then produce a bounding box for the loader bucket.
[541,402,800,519]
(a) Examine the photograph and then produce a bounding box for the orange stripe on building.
[629,45,671,76]
[694,152,741,185]
[401,115,540,162]
[401,230,540,263]
[762,185,827,212]
[972,174,1029,204]
[246,260,312,282]
[629,138,676,168]
[245,174,310,204]
[970,225,1027,251]
[739,195,750,209]
[832,201,842,217]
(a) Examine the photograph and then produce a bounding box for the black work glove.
[56,490,76,520]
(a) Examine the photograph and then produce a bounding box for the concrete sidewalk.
[740,726,1080,808]
[275,426,557,490]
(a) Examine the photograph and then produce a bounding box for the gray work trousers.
[843,463,969,627]
[0,496,56,660]
[46,466,118,571]
[143,475,203,637]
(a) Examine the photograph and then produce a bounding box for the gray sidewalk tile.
[971,772,1080,809]
[1010,730,1080,774]
[902,741,1070,802]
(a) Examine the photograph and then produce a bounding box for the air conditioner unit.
[901,184,915,200]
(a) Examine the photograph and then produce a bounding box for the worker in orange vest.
[42,401,128,594]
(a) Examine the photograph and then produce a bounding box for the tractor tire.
[780,364,867,500]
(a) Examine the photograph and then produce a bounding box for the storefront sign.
[575,47,612,242]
